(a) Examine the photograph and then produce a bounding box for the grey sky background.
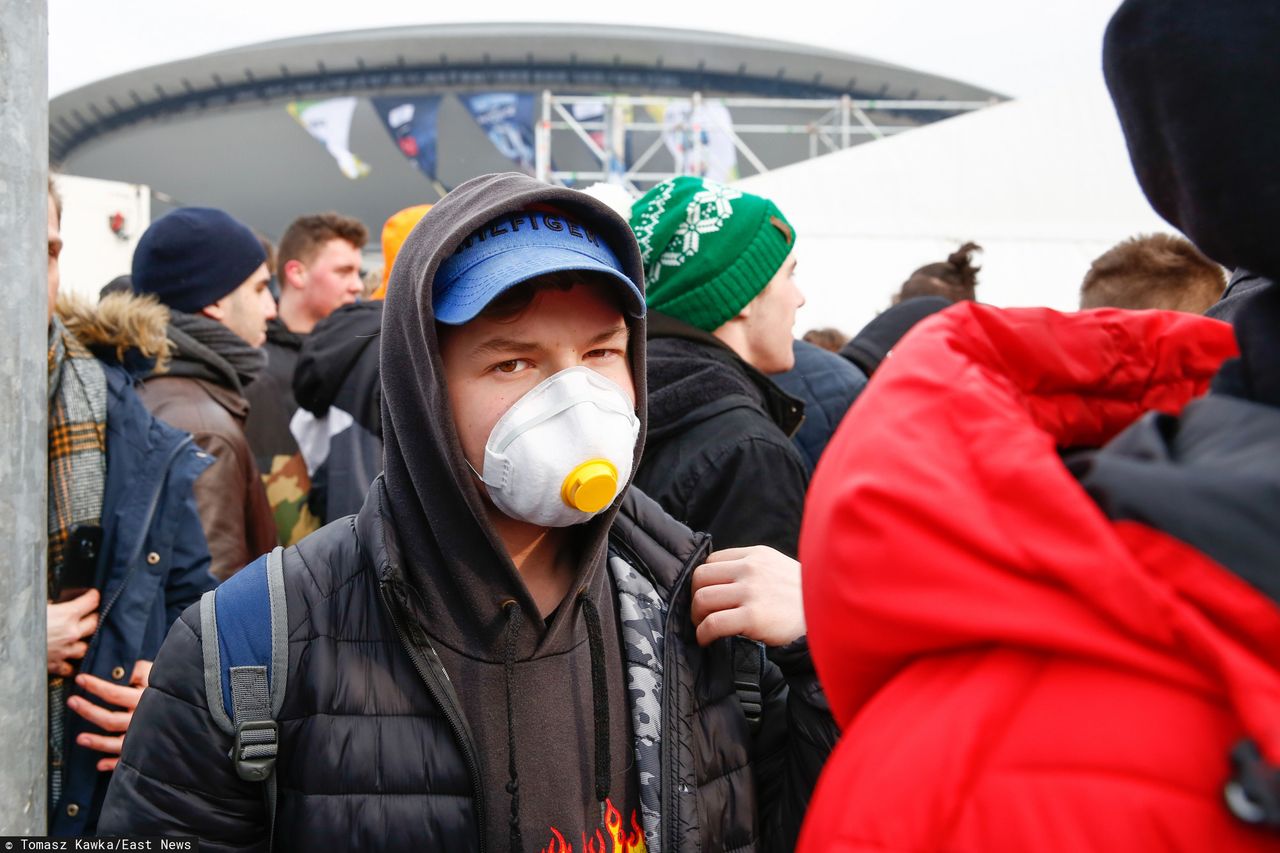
[49,0,1124,100]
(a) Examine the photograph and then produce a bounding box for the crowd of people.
[32,0,1280,849]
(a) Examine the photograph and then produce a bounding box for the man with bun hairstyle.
[102,174,835,851]
[130,207,278,580]
[628,177,809,557]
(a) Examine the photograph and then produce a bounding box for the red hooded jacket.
[799,303,1280,851]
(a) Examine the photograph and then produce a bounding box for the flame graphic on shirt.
[540,798,648,853]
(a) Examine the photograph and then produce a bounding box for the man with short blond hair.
[275,212,368,334]
[1080,232,1226,313]
[245,212,368,545]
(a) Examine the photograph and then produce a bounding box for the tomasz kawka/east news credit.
[0,839,197,851]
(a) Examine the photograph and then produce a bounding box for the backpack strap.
[199,546,289,847]
[732,636,765,736]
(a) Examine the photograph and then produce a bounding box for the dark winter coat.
[99,480,834,851]
[137,328,277,580]
[771,340,866,473]
[637,312,808,556]
[100,172,835,852]
[243,319,304,477]
[1207,269,1273,323]
[50,296,215,837]
[292,301,383,524]
[243,319,315,546]
[839,296,952,377]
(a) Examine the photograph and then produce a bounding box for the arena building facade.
[50,23,1000,240]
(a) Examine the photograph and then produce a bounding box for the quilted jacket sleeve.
[753,637,838,853]
[98,605,269,850]
[682,435,809,558]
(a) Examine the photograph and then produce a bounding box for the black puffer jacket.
[292,301,384,524]
[98,479,835,852]
[101,173,834,852]
[637,312,808,556]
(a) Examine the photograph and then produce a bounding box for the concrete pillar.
[0,0,50,834]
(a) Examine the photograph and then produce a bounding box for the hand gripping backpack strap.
[200,546,289,848]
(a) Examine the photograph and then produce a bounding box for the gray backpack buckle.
[233,719,279,782]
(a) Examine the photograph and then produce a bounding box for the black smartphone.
[55,524,102,603]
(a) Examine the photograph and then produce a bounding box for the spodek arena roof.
[50,23,1000,238]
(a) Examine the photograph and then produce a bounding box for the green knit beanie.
[629,177,796,332]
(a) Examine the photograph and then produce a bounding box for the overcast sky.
[48,0,1123,99]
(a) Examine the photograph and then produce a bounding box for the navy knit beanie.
[132,208,267,313]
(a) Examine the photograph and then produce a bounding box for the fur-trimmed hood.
[56,291,172,375]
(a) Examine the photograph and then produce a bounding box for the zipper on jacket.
[657,534,713,853]
[379,580,487,853]
[85,435,195,666]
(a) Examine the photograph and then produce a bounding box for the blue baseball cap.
[433,209,646,325]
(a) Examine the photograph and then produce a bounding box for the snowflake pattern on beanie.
[628,176,795,332]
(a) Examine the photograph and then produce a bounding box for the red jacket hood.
[801,303,1280,765]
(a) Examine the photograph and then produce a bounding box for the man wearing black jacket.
[244,212,367,546]
[290,205,432,525]
[100,174,834,852]
[629,178,809,556]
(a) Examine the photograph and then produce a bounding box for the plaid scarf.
[47,317,108,814]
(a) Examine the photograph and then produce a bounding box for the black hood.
[1073,395,1280,608]
[265,317,305,351]
[840,296,952,377]
[1104,0,1280,279]
[294,301,383,417]
[378,172,648,656]
[646,310,804,442]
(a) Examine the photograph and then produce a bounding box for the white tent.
[734,72,1175,336]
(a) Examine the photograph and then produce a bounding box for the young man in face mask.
[100,173,835,852]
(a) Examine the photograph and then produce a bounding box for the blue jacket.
[772,340,868,473]
[51,304,215,837]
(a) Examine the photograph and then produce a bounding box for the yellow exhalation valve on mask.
[561,459,619,513]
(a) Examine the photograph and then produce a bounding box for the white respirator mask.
[476,366,641,528]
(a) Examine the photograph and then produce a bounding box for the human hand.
[68,660,152,772]
[47,589,100,676]
[690,546,806,648]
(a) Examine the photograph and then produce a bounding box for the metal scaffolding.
[535,90,994,194]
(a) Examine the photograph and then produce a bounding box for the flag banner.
[372,95,444,180]
[662,99,738,183]
[460,92,538,175]
[287,97,370,180]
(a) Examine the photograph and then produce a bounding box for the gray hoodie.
[379,173,649,851]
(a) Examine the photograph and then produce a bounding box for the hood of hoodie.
[646,310,804,443]
[265,317,304,351]
[294,301,383,418]
[1104,0,1280,279]
[378,171,648,659]
[56,292,172,378]
[1073,394,1280,610]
